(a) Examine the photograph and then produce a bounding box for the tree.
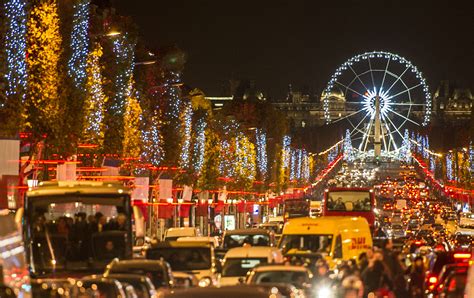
[25,0,63,145]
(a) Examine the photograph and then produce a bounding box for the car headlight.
[198,277,212,287]
[316,287,331,298]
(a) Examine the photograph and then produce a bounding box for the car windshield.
[222,258,267,277]
[251,270,309,288]
[326,191,371,211]
[108,265,166,288]
[147,247,211,271]
[279,234,333,254]
[392,225,403,230]
[223,234,270,249]
[455,235,472,243]
[27,195,130,275]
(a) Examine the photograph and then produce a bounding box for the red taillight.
[454,253,471,259]
[414,241,422,245]
[428,276,437,284]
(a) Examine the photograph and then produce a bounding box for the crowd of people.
[311,239,427,298]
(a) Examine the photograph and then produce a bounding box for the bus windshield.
[26,195,131,276]
[326,191,372,212]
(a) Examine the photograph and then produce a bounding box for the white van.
[164,227,201,241]
[219,246,283,286]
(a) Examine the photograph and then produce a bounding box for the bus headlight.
[198,277,212,287]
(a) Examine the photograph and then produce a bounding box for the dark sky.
[116,0,474,99]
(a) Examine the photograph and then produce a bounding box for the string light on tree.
[400,129,411,162]
[179,102,193,168]
[290,149,296,181]
[343,129,354,162]
[446,152,453,181]
[4,0,27,98]
[112,35,135,116]
[26,0,62,132]
[193,118,206,172]
[83,43,107,145]
[302,150,310,182]
[470,142,474,174]
[141,112,163,166]
[430,155,436,173]
[255,129,268,179]
[282,135,291,168]
[68,0,90,89]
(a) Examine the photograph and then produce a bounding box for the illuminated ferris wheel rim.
[322,51,432,154]
[322,50,432,126]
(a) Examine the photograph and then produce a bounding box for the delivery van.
[278,216,372,268]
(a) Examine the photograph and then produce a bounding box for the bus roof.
[282,216,370,235]
[26,181,131,197]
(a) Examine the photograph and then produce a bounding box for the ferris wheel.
[322,51,432,156]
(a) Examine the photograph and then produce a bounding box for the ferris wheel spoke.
[385,66,410,94]
[367,57,376,89]
[386,107,420,126]
[348,65,370,92]
[385,114,406,141]
[331,109,365,124]
[335,81,365,98]
[380,57,391,92]
[349,112,370,136]
[382,120,398,150]
[360,117,374,151]
[387,83,423,100]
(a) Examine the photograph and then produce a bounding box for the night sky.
[116,0,474,100]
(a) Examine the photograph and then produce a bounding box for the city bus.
[20,181,143,279]
[322,187,375,228]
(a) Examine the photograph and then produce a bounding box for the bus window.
[25,193,132,277]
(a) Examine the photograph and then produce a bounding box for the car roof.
[251,265,309,272]
[224,229,270,235]
[159,285,277,297]
[224,246,281,258]
[105,273,151,281]
[110,259,168,269]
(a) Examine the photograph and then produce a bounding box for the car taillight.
[428,276,437,284]
[454,253,471,259]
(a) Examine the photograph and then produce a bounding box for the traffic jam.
[0,163,473,298]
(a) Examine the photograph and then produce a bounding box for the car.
[105,274,157,298]
[428,263,469,298]
[451,234,473,250]
[425,251,471,293]
[438,268,468,298]
[219,246,283,286]
[31,279,75,297]
[164,227,201,241]
[172,272,199,288]
[155,284,286,298]
[70,276,127,298]
[390,224,406,238]
[104,259,174,289]
[217,229,275,260]
[246,264,312,294]
[146,240,220,287]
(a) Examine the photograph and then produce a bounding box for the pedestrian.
[381,239,407,297]
[361,260,393,297]
[408,256,425,298]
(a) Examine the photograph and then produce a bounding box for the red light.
[414,241,422,245]
[428,276,437,284]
